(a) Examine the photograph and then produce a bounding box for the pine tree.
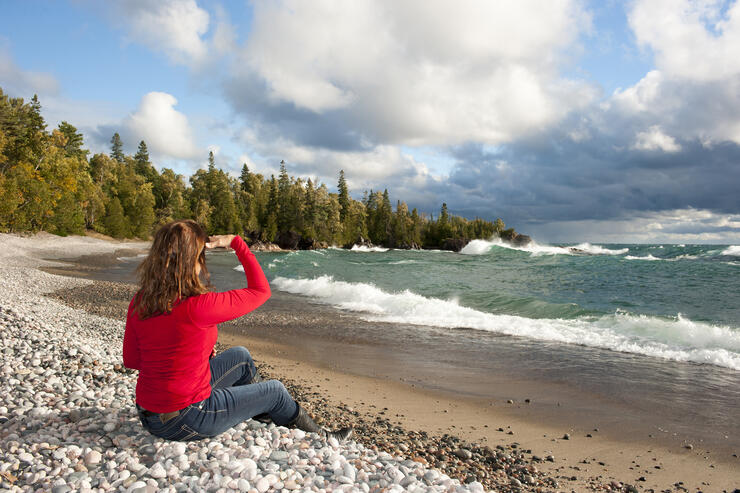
[57,121,87,160]
[337,170,350,222]
[240,163,251,193]
[110,133,125,163]
[134,141,151,175]
[103,197,129,238]
[277,160,291,231]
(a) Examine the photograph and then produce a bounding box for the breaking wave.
[460,239,628,256]
[271,275,740,370]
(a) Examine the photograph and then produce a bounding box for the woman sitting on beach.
[123,219,351,442]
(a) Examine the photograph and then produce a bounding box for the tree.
[277,160,291,231]
[337,169,350,222]
[103,197,129,238]
[110,133,125,163]
[240,163,251,193]
[57,121,87,160]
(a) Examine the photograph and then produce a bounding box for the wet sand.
[45,251,740,492]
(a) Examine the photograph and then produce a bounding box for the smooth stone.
[84,450,101,465]
[269,450,289,461]
[148,463,166,479]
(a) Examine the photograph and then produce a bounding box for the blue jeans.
[137,346,299,441]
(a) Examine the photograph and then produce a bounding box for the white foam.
[116,253,148,261]
[721,245,740,256]
[625,254,661,261]
[389,260,418,265]
[350,244,390,252]
[272,275,740,370]
[460,238,628,256]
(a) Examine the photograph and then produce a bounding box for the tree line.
[0,89,513,248]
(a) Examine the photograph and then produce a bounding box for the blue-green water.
[217,240,740,370]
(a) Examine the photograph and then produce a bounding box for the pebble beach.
[0,233,510,493]
[2,233,738,493]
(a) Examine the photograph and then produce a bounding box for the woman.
[123,219,351,442]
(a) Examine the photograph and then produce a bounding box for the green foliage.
[0,88,513,245]
[110,133,124,163]
[102,197,129,238]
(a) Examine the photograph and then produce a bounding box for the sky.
[2,0,740,244]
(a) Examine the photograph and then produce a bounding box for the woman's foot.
[289,405,353,442]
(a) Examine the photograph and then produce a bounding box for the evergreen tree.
[277,160,291,231]
[110,133,125,163]
[103,197,128,238]
[134,141,151,175]
[57,121,87,160]
[240,163,251,193]
[337,170,350,222]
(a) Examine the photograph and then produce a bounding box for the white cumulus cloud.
[230,0,594,147]
[123,92,199,160]
[117,0,210,65]
[629,0,740,82]
[632,125,681,152]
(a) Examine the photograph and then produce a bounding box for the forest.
[0,89,513,249]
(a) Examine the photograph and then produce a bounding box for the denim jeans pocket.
[166,423,208,442]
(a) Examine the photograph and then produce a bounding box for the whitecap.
[460,238,628,256]
[721,245,740,256]
[272,275,740,370]
[350,244,390,252]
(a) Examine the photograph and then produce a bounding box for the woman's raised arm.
[186,235,271,327]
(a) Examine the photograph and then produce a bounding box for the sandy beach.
[1,232,738,492]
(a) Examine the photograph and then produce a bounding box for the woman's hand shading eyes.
[205,235,236,250]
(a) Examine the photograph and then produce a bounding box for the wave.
[460,238,628,256]
[625,255,661,261]
[722,245,740,256]
[350,244,390,252]
[388,260,419,265]
[117,253,148,261]
[271,275,740,370]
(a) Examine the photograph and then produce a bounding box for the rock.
[562,433,570,440]
[269,450,289,461]
[275,231,302,250]
[454,448,473,460]
[84,450,101,465]
[440,238,470,252]
[148,463,167,479]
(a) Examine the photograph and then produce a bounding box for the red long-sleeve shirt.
[123,235,270,413]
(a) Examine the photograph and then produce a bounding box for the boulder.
[275,230,302,250]
[298,237,329,250]
[248,241,283,252]
[510,234,532,246]
[440,238,470,252]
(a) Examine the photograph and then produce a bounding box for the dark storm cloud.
[440,126,740,231]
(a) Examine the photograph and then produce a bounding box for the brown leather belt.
[136,405,180,423]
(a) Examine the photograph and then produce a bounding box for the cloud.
[122,92,200,160]
[116,0,210,65]
[525,208,740,244]
[612,1,740,145]
[629,0,740,82]
[632,125,681,152]
[0,45,58,97]
[226,0,595,149]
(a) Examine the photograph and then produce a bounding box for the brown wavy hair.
[133,220,211,319]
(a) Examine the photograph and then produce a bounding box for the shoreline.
[40,237,740,491]
[1,233,501,493]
